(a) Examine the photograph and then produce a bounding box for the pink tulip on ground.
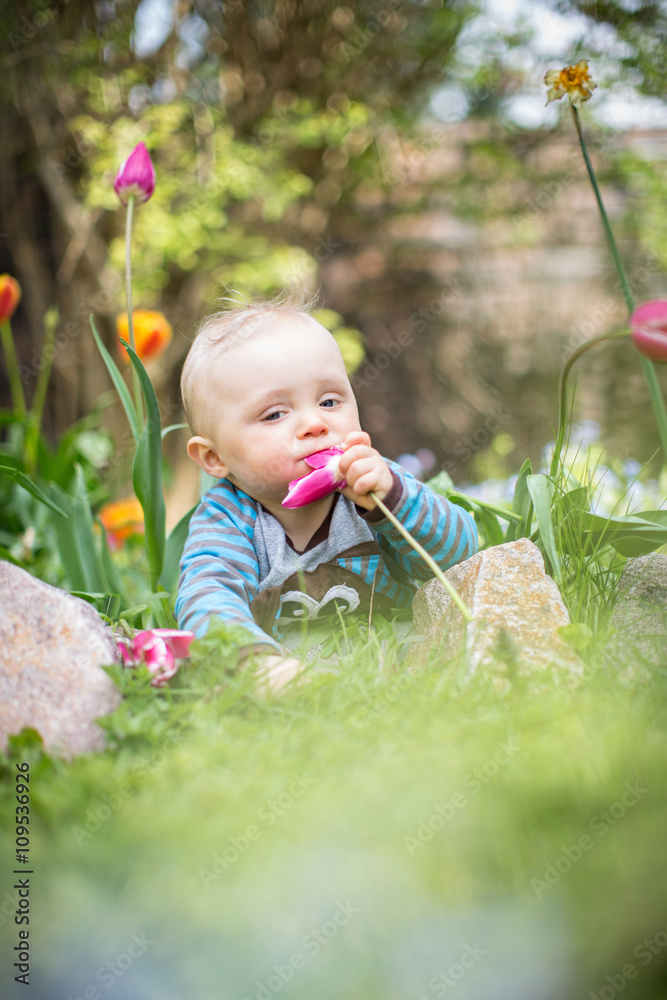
[282,446,347,508]
[114,141,156,206]
[119,628,194,687]
[630,300,667,364]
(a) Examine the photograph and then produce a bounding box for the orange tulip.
[99,496,145,549]
[116,310,172,362]
[0,275,21,322]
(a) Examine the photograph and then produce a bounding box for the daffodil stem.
[125,195,143,421]
[571,104,667,463]
[571,107,633,312]
[0,320,26,416]
[550,328,630,480]
[369,491,472,622]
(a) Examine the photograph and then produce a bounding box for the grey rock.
[0,562,122,758]
[606,553,667,676]
[412,537,581,679]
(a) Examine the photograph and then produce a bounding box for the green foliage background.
[1,0,666,478]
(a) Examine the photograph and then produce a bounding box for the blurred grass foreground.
[2,624,667,1000]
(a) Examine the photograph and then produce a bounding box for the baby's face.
[196,314,362,504]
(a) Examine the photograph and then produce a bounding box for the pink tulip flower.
[282,446,348,508]
[630,300,667,364]
[119,628,194,687]
[114,141,156,206]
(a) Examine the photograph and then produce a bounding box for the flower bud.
[114,141,156,206]
[630,300,667,364]
[117,309,172,362]
[0,274,21,322]
[99,496,145,549]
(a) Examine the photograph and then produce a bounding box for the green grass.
[2,621,667,1000]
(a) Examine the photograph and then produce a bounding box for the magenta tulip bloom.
[119,628,194,687]
[114,141,156,206]
[630,300,667,364]
[282,446,347,508]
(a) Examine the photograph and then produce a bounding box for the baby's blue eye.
[320,398,337,408]
[263,410,283,421]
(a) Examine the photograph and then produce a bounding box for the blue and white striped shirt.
[176,460,477,652]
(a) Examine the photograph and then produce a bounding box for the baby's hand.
[254,655,307,696]
[338,431,393,511]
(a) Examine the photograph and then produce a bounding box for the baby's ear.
[186,436,229,479]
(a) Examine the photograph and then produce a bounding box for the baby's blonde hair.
[181,286,319,435]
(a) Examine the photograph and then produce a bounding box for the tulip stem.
[550,328,630,480]
[125,195,135,350]
[125,195,144,421]
[30,312,55,436]
[25,310,57,474]
[369,491,472,622]
[0,320,26,416]
[571,104,667,464]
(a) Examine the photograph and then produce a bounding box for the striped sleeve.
[367,461,477,582]
[175,481,281,651]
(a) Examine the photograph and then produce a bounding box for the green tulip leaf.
[566,508,667,557]
[527,474,561,580]
[474,505,504,548]
[50,467,105,593]
[506,458,532,541]
[161,423,189,440]
[555,486,590,518]
[90,315,142,444]
[0,462,69,517]
[71,591,121,619]
[97,517,130,606]
[160,504,196,596]
[425,470,455,495]
[0,547,23,567]
[445,489,520,524]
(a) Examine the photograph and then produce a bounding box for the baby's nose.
[297,409,329,437]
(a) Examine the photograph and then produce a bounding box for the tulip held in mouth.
[114,141,156,206]
[282,446,348,508]
[282,447,473,621]
[629,300,667,364]
[119,628,195,687]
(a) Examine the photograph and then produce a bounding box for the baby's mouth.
[297,443,340,463]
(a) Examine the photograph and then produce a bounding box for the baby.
[176,294,477,692]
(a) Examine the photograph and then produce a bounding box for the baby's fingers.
[344,456,377,490]
[341,430,371,450]
[255,656,307,697]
